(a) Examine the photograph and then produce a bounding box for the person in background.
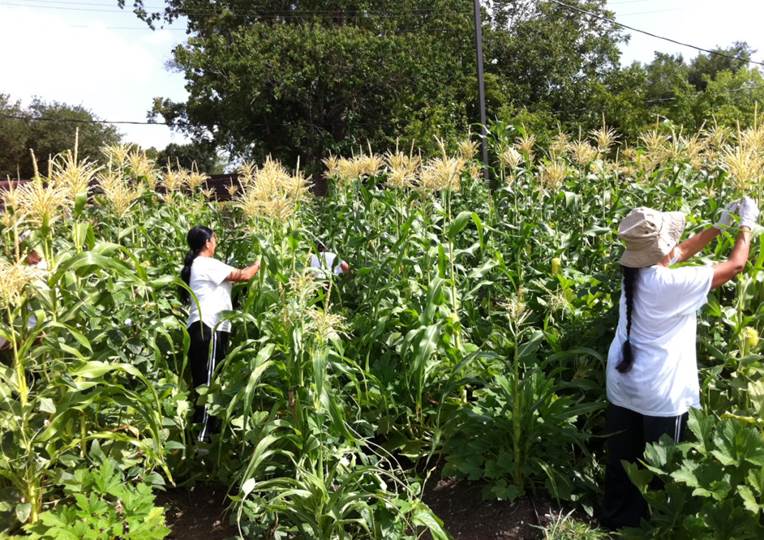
[309,240,350,278]
[600,197,759,529]
[310,240,350,278]
[181,225,260,442]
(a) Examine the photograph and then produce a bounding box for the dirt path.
[157,484,237,540]
[423,477,548,539]
[160,479,558,539]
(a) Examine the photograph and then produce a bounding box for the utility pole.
[473,0,490,183]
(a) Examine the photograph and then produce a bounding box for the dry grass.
[498,146,523,172]
[590,125,619,154]
[569,140,599,167]
[515,134,536,160]
[418,155,465,192]
[549,132,571,159]
[50,151,100,200]
[162,168,188,193]
[457,138,479,161]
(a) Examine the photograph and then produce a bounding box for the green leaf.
[410,501,449,540]
[38,397,56,414]
[737,485,762,515]
[447,210,474,240]
[15,502,31,523]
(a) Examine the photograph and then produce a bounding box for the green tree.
[693,67,764,128]
[121,0,477,172]
[485,0,626,129]
[597,44,764,139]
[0,97,120,179]
[155,141,224,173]
[0,95,28,179]
[119,0,627,169]
[688,42,754,91]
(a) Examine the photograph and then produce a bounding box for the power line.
[10,0,762,68]
[6,0,158,6]
[0,0,122,13]
[0,113,170,126]
[547,0,764,67]
[67,24,184,30]
[3,82,758,128]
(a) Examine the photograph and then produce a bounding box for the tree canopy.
[118,0,624,170]
[116,0,764,169]
[0,96,120,179]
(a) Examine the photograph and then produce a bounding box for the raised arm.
[674,200,740,263]
[675,227,721,263]
[227,261,261,282]
[712,228,752,289]
[711,196,758,289]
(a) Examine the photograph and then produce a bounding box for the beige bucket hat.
[618,207,686,268]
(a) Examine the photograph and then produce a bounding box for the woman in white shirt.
[181,225,260,441]
[600,198,758,529]
[309,240,350,278]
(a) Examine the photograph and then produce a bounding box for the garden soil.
[160,479,562,539]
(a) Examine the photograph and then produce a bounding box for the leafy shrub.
[24,460,169,540]
[444,368,599,503]
[622,409,764,539]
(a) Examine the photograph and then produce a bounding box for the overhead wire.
[547,0,764,67]
[0,112,170,126]
[6,0,764,67]
[1,0,762,127]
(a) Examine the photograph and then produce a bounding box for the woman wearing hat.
[181,225,261,441]
[600,197,759,529]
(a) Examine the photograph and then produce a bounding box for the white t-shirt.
[187,256,235,333]
[309,252,345,278]
[606,264,713,417]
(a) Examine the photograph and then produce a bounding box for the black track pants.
[187,321,229,440]
[599,402,688,530]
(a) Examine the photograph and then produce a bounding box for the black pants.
[599,403,688,530]
[188,321,229,440]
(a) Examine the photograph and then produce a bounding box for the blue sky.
[1,0,762,149]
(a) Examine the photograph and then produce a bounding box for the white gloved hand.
[739,196,760,229]
[714,200,740,230]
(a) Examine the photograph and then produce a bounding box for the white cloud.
[0,5,189,149]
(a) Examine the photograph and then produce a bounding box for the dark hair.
[617,265,639,374]
[180,225,214,302]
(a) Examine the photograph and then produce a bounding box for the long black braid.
[617,265,639,374]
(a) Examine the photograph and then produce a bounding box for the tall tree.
[119,0,626,169]
[0,97,120,179]
[484,0,626,129]
[155,141,225,173]
[121,0,477,171]
[688,42,755,91]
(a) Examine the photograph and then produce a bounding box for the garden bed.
[161,479,572,539]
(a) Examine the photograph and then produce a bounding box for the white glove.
[714,200,740,230]
[739,196,760,229]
